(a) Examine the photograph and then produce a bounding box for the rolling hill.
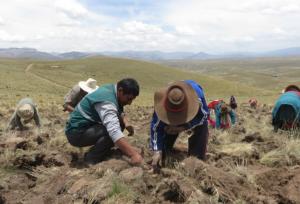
[162,57,300,94]
[0,57,274,106]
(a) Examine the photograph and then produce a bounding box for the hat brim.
[78,81,98,93]
[17,105,34,120]
[154,81,200,125]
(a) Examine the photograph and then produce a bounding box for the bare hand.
[126,125,135,136]
[130,153,143,165]
[151,151,162,173]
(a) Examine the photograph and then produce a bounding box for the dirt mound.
[255,167,300,203]
[180,157,266,203]
[0,173,36,203]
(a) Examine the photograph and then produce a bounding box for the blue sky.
[81,0,162,20]
[0,0,300,53]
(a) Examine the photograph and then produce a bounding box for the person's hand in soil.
[151,151,162,173]
[125,125,134,136]
[130,152,143,165]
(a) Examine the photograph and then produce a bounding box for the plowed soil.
[0,104,299,204]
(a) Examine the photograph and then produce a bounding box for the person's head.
[249,98,258,108]
[154,81,200,125]
[229,95,237,109]
[117,78,139,106]
[282,84,300,93]
[17,104,34,120]
[220,102,230,115]
[78,78,99,94]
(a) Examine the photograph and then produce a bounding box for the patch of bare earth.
[0,104,299,203]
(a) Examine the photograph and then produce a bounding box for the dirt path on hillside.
[25,63,69,89]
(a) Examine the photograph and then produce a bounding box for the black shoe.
[83,153,101,166]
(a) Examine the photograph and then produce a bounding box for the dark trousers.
[273,104,299,131]
[163,124,209,161]
[66,124,114,163]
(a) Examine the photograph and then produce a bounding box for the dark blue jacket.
[150,80,208,151]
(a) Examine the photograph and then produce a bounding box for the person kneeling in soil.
[150,80,209,171]
[7,98,41,131]
[272,84,300,132]
[208,100,236,129]
[65,78,143,165]
[63,78,99,113]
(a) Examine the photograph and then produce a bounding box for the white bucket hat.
[78,78,99,93]
[17,104,34,120]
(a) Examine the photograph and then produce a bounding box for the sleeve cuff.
[111,131,125,143]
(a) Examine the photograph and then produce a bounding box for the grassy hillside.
[0,57,274,107]
[162,57,300,94]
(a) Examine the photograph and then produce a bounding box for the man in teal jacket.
[272,85,300,131]
[65,78,143,165]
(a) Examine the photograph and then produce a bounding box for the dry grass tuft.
[105,179,135,203]
[219,143,255,158]
[260,139,300,166]
[0,148,17,167]
[29,166,61,184]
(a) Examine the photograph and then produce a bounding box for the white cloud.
[54,0,89,19]
[162,0,300,52]
[0,0,300,52]
[56,13,82,26]
[0,30,25,42]
[0,16,4,25]
[121,21,162,34]
[272,28,287,35]
[0,0,113,51]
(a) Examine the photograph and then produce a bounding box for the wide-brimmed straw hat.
[78,78,99,93]
[17,104,34,120]
[282,84,300,93]
[154,81,200,125]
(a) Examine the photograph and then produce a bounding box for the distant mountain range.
[0,48,60,60]
[1,47,300,61]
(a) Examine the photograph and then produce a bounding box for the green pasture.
[0,57,277,107]
[162,57,300,94]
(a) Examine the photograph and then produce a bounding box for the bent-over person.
[7,98,41,131]
[150,80,209,171]
[272,84,300,131]
[63,78,98,113]
[208,100,236,129]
